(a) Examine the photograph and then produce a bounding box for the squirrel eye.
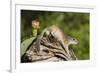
[73,38,75,40]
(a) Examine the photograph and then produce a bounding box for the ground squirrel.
[31,19,40,37]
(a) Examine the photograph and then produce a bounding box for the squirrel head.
[65,36,78,45]
[32,19,40,29]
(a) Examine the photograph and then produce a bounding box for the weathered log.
[21,26,77,63]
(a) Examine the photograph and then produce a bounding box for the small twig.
[69,48,78,60]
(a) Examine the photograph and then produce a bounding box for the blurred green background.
[21,10,90,60]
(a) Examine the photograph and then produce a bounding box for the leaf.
[21,37,36,56]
